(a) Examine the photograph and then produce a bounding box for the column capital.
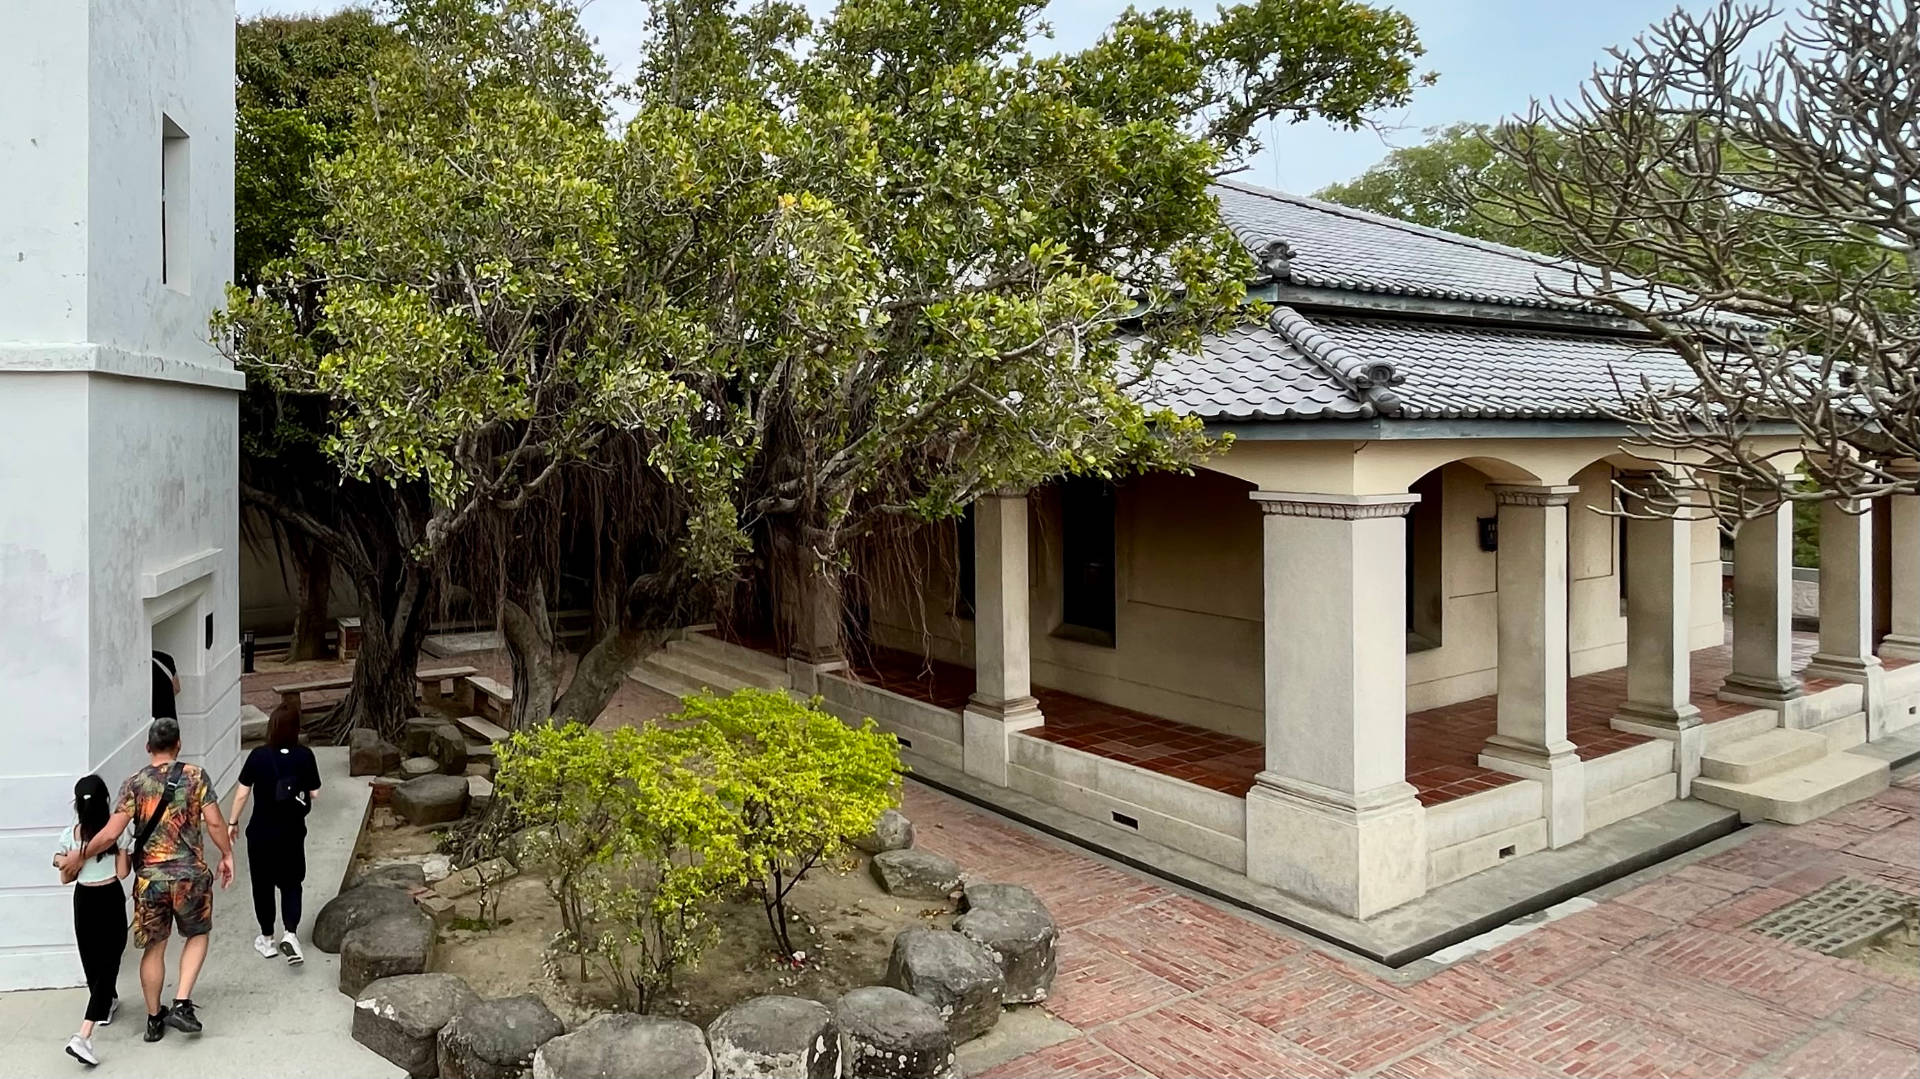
[1490,484,1580,508]
[1250,491,1419,519]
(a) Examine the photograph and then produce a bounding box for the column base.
[1717,672,1803,707]
[1802,652,1883,684]
[961,696,1044,787]
[1877,635,1920,663]
[1611,715,1707,798]
[1244,774,1426,920]
[1478,737,1586,849]
[1610,700,1703,732]
[785,653,848,696]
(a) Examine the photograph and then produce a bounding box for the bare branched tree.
[1483,0,1918,518]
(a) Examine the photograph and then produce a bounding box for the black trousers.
[72,879,126,1023]
[247,833,308,937]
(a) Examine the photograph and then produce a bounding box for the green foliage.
[235,8,394,285]
[493,723,746,1011]
[221,0,1433,725]
[677,689,901,958]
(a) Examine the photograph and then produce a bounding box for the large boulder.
[339,910,436,996]
[356,862,429,893]
[438,995,567,1079]
[870,850,961,901]
[832,987,956,1079]
[959,883,1047,916]
[351,728,405,777]
[532,1014,711,1079]
[431,725,471,775]
[404,717,444,757]
[955,904,1057,1004]
[852,809,914,855]
[393,774,469,825]
[353,973,482,1078]
[706,995,838,1079]
[313,884,422,954]
[884,929,1004,1042]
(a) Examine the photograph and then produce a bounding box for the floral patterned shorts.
[131,872,213,948]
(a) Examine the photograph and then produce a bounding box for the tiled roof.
[1303,315,1696,421]
[1134,322,1370,421]
[1213,180,1678,316]
[1135,309,1697,423]
[1124,181,1716,425]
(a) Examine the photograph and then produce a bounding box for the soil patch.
[352,817,955,1027]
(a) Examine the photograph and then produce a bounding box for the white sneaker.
[64,1035,98,1067]
[278,932,305,965]
[253,934,278,959]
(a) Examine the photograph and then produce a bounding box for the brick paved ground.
[903,769,1920,1079]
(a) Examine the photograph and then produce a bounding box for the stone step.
[1692,754,1889,825]
[673,631,788,678]
[629,656,707,701]
[1699,728,1828,784]
[662,639,789,690]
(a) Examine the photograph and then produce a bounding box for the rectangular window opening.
[161,115,190,292]
[1058,478,1116,645]
[1110,811,1139,830]
[1406,470,1444,651]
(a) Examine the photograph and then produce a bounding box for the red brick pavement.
[901,767,1920,1079]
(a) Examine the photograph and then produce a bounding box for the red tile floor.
[900,768,1920,1079]
[839,630,1901,808]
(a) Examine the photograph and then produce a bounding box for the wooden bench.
[272,676,352,714]
[452,714,511,744]
[464,675,513,723]
[416,666,480,707]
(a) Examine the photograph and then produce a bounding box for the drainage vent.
[1747,877,1914,956]
[1111,812,1139,830]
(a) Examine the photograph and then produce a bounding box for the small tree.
[682,689,901,961]
[494,723,745,1011]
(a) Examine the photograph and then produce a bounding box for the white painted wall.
[0,0,239,991]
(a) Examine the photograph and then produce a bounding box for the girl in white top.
[53,774,130,1067]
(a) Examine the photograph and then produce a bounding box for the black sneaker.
[164,999,201,1035]
[143,1010,168,1043]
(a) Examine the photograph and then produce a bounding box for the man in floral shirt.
[57,717,234,1043]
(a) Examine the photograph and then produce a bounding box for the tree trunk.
[550,627,663,727]
[313,563,433,744]
[501,580,565,731]
[285,533,335,662]
[770,515,844,664]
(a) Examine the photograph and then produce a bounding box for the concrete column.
[1479,485,1585,848]
[1881,491,1920,662]
[1244,490,1425,920]
[1720,500,1803,706]
[1804,499,1883,681]
[1611,477,1706,795]
[962,490,1043,786]
[785,562,847,695]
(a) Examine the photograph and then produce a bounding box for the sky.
[235,0,1709,194]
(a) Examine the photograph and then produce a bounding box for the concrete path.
[902,764,1920,1079]
[0,748,401,1078]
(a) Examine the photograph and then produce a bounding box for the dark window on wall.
[1406,470,1444,651]
[955,505,976,620]
[1058,479,1116,643]
[161,115,190,292]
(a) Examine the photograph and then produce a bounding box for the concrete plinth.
[1479,739,1585,848]
[961,699,1043,788]
[1245,775,1426,920]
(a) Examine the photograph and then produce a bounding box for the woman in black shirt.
[227,704,320,965]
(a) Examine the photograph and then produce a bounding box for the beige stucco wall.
[870,433,1763,737]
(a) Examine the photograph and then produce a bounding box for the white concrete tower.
[0,0,241,989]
